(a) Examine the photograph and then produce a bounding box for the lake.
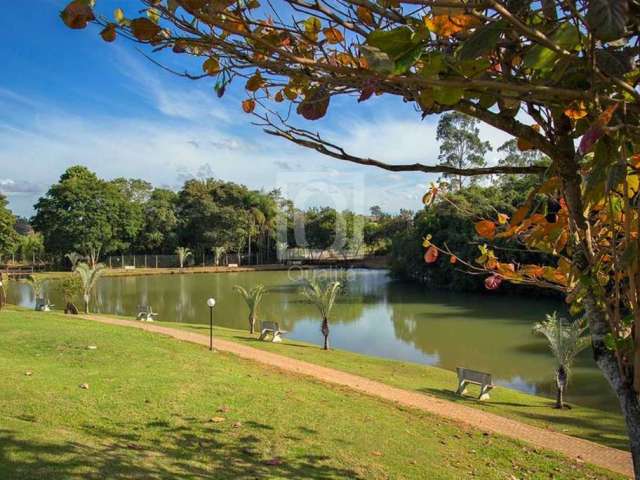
[8,268,618,411]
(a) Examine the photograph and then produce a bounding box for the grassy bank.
[0,308,622,479]
[146,320,629,452]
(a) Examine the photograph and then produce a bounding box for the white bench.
[258,321,288,343]
[456,367,495,400]
[137,305,158,322]
[228,263,239,268]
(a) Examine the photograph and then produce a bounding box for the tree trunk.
[321,318,329,350]
[554,365,567,409]
[249,314,256,335]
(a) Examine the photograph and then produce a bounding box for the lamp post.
[207,297,216,351]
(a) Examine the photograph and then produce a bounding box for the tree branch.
[263,124,546,176]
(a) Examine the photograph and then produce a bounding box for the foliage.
[436,113,492,190]
[233,284,267,333]
[15,233,45,263]
[0,194,18,257]
[139,188,178,253]
[392,178,547,292]
[23,275,46,299]
[301,279,341,350]
[533,311,591,408]
[534,312,591,374]
[59,275,83,310]
[74,261,106,314]
[32,166,139,263]
[175,246,192,269]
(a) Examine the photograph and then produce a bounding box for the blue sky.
[0,1,513,217]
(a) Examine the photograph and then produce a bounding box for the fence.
[105,252,272,269]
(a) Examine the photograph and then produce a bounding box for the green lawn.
[148,319,629,452]
[0,309,623,479]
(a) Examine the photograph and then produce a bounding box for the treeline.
[0,166,407,265]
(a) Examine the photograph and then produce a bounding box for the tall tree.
[0,194,18,257]
[139,188,178,252]
[436,113,492,191]
[61,1,640,471]
[32,166,130,263]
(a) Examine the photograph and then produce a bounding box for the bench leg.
[456,380,468,396]
[258,330,267,341]
[272,332,282,343]
[479,385,493,401]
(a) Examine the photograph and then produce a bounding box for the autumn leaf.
[497,213,509,225]
[578,103,619,155]
[324,27,344,44]
[61,1,95,29]
[424,246,438,263]
[357,6,375,26]
[246,72,265,92]
[422,234,432,248]
[100,24,117,43]
[484,274,503,290]
[297,88,330,120]
[304,16,322,41]
[130,18,162,42]
[475,220,496,239]
[630,154,640,169]
[450,255,457,264]
[274,91,284,102]
[242,99,256,113]
[202,57,221,75]
[424,15,477,37]
[564,101,588,120]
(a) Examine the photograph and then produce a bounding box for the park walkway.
[82,314,633,478]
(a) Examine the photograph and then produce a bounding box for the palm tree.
[533,312,590,409]
[64,252,84,270]
[301,279,341,350]
[176,246,192,269]
[212,246,226,266]
[24,275,46,301]
[233,284,267,334]
[75,262,106,314]
[0,273,8,311]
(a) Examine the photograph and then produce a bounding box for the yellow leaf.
[202,57,220,75]
[497,213,509,225]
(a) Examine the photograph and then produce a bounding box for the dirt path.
[82,314,633,478]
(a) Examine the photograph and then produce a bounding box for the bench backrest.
[261,321,278,331]
[138,305,152,313]
[457,367,492,385]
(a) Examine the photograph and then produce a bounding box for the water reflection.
[8,269,617,410]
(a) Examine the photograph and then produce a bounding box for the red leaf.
[484,274,502,290]
[61,1,95,29]
[424,246,439,263]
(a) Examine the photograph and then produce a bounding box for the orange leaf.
[323,27,344,44]
[202,57,221,75]
[356,6,375,26]
[564,101,588,120]
[450,255,457,264]
[475,220,496,239]
[630,154,640,169]
[510,205,529,226]
[246,72,265,92]
[424,246,439,263]
[424,14,477,37]
[242,99,256,113]
[274,91,284,103]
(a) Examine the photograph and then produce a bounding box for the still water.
[9,269,617,411]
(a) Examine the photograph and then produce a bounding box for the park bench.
[137,305,158,322]
[456,367,495,401]
[228,263,239,268]
[35,297,54,312]
[258,321,288,343]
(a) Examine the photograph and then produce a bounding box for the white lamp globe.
[207,298,216,308]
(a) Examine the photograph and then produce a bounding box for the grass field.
[0,308,623,479]
[148,319,629,452]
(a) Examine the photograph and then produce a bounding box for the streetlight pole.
[207,298,216,351]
